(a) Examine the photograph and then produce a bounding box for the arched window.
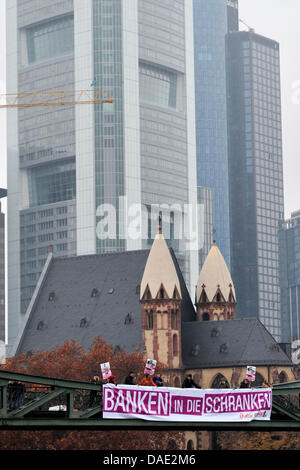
[187,440,194,450]
[174,376,181,387]
[146,310,153,329]
[173,334,178,357]
[202,312,210,321]
[172,310,178,329]
[211,373,230,389]
[253,372,264,387]
[216,293,221,302]
[159,287,165,299]
[279,371,288,384]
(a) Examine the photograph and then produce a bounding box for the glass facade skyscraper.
[0,192,6,342]
[279,211,300,344]
[6,0,199,350]
[227,31,284,341]
[193,0,238,269]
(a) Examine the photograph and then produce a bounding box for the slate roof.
[181,319,292,368]
[16,247,196,355]
[17,250,149,355]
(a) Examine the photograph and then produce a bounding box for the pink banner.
[103,385,272,422]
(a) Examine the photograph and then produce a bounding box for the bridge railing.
[1,370,300,429]
[0,370,103,420]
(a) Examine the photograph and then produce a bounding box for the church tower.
[140,227,182,369]
[195,241,236,321]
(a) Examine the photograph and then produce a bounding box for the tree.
[215,431,300,450]
[0,336,184,450]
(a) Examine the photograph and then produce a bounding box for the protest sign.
[144,358,157,376]
[100,362,112,379]
[246,366,256,382]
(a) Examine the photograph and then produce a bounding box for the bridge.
[0,370,300,430]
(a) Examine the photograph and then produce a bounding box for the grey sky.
[0,0,299,217]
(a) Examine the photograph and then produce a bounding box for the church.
[14,226,294,390]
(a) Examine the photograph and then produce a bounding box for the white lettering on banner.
[103,385,272,422]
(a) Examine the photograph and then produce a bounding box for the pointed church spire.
[140,229,182,301]
[196,241,236,303]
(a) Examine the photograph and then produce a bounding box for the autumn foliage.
[1,335,167,383]
[0,336,185,450]
[215,431,300,450]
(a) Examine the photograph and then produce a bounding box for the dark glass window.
[139,62,177,108]
[28,159,76,206]
[26,15,74,64]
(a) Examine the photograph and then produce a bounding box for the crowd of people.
[92,370,272,389]
[6,372,272,412]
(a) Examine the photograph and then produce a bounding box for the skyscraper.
[6,0,198,349]
[0,189,6,343]
[197,186,213,271]
[193,0,238,269]
[227,30,284,341]
[279,211,300,344]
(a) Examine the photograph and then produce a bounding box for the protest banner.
[103,384,272,422]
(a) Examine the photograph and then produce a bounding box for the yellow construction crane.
[0,88,114,108]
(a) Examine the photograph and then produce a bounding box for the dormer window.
[91,288,98,298]
[37,321,44,331]
[125,313,133,325]
[80,318,88,328]
[216,293,221,302]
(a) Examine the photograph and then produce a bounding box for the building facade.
[6,0,199,350]
[197,186,213,271]
[279,211,300,344]
[0,190,6,343]
[193,0,239,269]
[227,31,284,341]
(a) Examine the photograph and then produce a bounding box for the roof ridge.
[53,249,150,263]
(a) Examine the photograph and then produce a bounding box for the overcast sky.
[0,0,299,218]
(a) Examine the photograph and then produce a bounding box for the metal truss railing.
[1,370,300,430]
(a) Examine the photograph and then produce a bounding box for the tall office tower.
[197,186,213,270]
[6,0,198,349]
[227,0,239,33]
[0,190,6,343]
[227,31,284,341]
[279,211,300,344]
[193,0,238,270]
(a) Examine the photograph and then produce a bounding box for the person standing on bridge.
[182,374,201,389]
[88,372,101,407]
[140,374,157,387]
[124,371,136,385]
[240,378,250,388]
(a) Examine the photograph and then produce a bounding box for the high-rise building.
[197,186,213,271]
[193,0,238,269]
[279,211,300,344]
[0,189,6,343]
[6,0,198,349]
[227,31,284,341]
